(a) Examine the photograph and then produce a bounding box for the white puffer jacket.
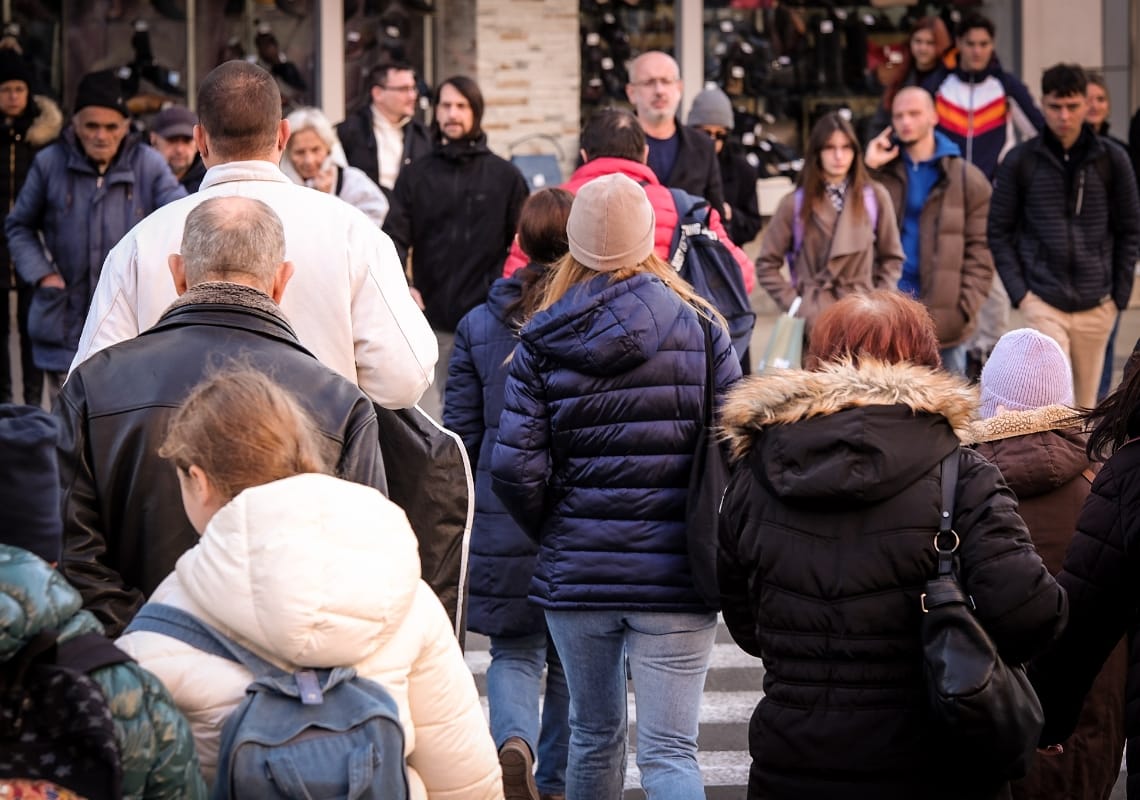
[117,473,502,800]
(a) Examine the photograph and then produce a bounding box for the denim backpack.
[666,187,756,358]
[126,603,410,800]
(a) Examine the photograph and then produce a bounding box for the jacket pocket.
[28,285,69,346]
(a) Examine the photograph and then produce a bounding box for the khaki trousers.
[1019,292,1118,409]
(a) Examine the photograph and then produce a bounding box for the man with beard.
[865,86,994,375]
[383,75,528,419]
[626,50,724,218]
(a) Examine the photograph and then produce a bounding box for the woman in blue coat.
[492,173,742,800]
[445,187,574,800]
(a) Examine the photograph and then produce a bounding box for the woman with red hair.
[716,290,1066,800]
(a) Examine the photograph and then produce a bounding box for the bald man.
[864,86,995,374]
[55,196,386,636]
[626,50,724,217]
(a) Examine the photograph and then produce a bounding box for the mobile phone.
[887,129,902,148]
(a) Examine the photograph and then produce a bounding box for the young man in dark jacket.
[987,63,1140,409]
[383,75,529,419]
[0,48,59,406]
[866,86,994,374]
[56,196,386,637]
[337,61,432,201]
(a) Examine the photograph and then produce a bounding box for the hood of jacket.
[972,405,1088,498]
[435,131,491,162]
[720,360,977,505]
[174,473,422,669]
[20,94,63,147]
[0,545,102,661]
[484,272,524,327]
[520,271,681,377]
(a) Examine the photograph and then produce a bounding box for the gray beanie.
[687,87,734,130]
[567,173,655,273]
[979,328,1074,418]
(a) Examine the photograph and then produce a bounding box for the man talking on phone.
[864,86,995,374]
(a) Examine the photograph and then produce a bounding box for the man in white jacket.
[71,60,436,410]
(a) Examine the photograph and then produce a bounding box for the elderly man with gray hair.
[55,195,386,637]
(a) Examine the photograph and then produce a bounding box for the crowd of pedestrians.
[6,10,1140,800]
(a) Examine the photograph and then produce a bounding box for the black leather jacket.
[56,286,386,636]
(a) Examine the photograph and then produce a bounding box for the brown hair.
[798,112,872,229]
[197,61,282,161]
[806,290,941,370]
[538,251,725,329]
[508,187,574,323]
[883,17,952,109]
[159,367,334,502]
[580,107,646,163]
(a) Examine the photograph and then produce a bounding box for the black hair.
[580,107,645,162]
[367,61,415,90]
[1085,338,1140,459]
[956,12,995,40]
[1041,63,1088,98]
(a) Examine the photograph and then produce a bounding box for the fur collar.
[26,95,62,148]
[720,359,978,460]
[971,404,1081,443]
[164,281,289,326]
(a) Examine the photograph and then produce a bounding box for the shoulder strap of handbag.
[698,313,715,427]
[936,448,960,578]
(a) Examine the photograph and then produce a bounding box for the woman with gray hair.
[282,106,389,227]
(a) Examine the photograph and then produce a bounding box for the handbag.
[684,315,729,609]
[920,449,1044,780]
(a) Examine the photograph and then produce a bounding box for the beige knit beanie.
[566,173,656,272]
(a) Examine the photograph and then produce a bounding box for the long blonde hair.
[538,252,727,330]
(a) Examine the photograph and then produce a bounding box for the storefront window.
[579,1,675,120]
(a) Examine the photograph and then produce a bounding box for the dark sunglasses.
[698,128,728,142]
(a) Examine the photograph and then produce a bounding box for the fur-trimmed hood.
[25,94,62,148]
[971,404,1080,443]
[720,360,977,507]
[973,405,1091,500]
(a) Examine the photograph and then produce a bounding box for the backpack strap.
[126,603,280,679]
[56,633,134,675]
[667,187,711,270]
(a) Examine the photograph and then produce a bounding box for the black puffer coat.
[1030,438,1140,799]
[717,360,1067,800]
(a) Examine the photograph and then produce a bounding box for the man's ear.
[275,119,290,155]
[270,260,295,304]
[168,254,189,296]
[192,124,208,159]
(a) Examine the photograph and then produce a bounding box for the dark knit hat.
[151,105,197,139]
[0,404,62,565]
[686,87,734,130]
[0,48,31,88]
[74,69,128,117]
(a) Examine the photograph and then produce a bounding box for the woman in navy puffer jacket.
[492,173,742,800]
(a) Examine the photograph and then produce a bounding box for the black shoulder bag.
[685,314,728,610]
[921,449,1044,780]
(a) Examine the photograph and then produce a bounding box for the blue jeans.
[487,632,570,795]
[939,344,967,376]
[545,609,717,800]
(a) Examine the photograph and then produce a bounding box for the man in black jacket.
[626,50,725,219]
[55,195,386,636]
[988,63,1140,409]
[337,61,432,201]
[383,75,528,419]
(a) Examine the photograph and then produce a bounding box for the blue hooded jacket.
[898,132,962,297]
[491,271,741,611]
[445,271,546,637]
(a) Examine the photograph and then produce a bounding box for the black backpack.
[666,188,756,359]
[0,631,131,800]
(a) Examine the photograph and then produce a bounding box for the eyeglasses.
[698,128,728,142]
[380,84,418,94]
[631,77,679,90]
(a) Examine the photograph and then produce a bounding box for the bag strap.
[698,314,715,427]
[125,603,281,679]
[935,448,960,579]
[668,187,711,271]
[56,632,134,674]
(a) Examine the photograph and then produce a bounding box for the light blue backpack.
[126,603,410,800]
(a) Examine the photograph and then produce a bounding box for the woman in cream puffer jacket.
[116,472,502,800]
